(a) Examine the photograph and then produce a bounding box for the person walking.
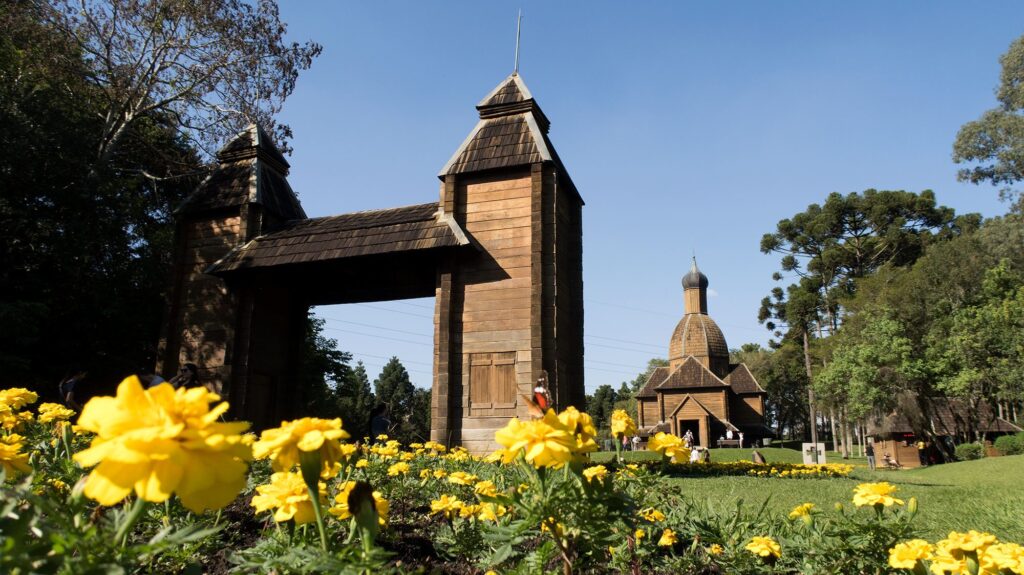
[917,439,928,467]
[866,441,876,471]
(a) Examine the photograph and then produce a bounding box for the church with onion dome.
[636,259,769,447]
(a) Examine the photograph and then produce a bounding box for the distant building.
[636,259,769,446]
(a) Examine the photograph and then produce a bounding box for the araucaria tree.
[759,190,976,457]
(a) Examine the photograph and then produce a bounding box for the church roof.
[206,202,470,274]
[178,125,305,221]
[669,313,729,362]
[655,356,729,391]
[439,73,581,202]
[636,366,670,398]
[682,257,709,290]
[723,364,767,394]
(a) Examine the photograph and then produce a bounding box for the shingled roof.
[869,398,1024,437]
[655,356,729,391]
[724,364,766,394]
[636,366,670,399]
[206,203,470,274]
[178,125,305,221]
[440,73,581,202]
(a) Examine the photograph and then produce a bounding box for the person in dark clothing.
[370,404,391,441]
[866,442,876,471]
[59,371,86,411]
[168,363,200,389]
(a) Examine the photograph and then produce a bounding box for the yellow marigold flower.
[387,462,410,476]
[339,442,359,461]
[38,402,75,423]
[329,480,388,525]
[253,417,350,474]
[419,468,431,480]
[746,536,781,558]
[423,440,446,452]
[72,377,252,512]
[610,410,637,438]
[409,442,423,449]
[0,388,38,409]
[433,469,448,479]
[447,471,478,485]
[251,471,325,524]
[474,480,498,498]
[376,434,389,441]
[583,465,609,483]
[355,458,369,468]
[430,494,464,518]
[940,530,998,553]
[557,406,599,455]
[483,449,507,463]
[788,502,815,520]
[647,432,691,463]
[477,502,507,522]
[707,543,724,556]
[888,539,934,569]
[458,503,481,519]
[635,529,645,542]
[639,507,666,522]
[0,434,31,477]
[852,482,904,508]
[484,571,498,575]
[979,542,1024,573]
[658,528,678,547]
[929,543,969,575]
[400,451,414,461]
[494,410,576,468]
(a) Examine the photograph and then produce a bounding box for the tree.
[760,190,977,457]
[931,261,1024,439]
[0,2,203,391]
[336,361,374,439]
[953,34,1024,200]
[42,0,321,166]
[587,385,618,431]
[373,357,423,444]
[299,314,353,418]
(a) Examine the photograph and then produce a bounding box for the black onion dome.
[682,257,708,290]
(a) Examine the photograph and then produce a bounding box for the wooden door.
[469,352,517,417]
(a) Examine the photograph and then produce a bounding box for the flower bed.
[2,383,1022,574]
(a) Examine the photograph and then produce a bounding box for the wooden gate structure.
[156,73,584,452]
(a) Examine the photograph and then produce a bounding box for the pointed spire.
[683,256,708,290]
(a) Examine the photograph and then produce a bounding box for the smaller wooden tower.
[156,125,307,426]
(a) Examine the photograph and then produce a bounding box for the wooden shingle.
[207,203,470,274]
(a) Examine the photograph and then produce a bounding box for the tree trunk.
[829,407,840,454]
[802,331,819,463]
[841,407,852,459]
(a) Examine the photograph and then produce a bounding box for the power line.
[320,327,433,347]
[317,317,432,339]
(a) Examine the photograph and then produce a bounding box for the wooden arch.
[156,73,584,453]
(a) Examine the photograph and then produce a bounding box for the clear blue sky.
[272,2,1018,392]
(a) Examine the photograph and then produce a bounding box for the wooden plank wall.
[452,171,536,453]
[157,214,241,394]
[553,171,585,409]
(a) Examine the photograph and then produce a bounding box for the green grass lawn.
[597,449,1024,541]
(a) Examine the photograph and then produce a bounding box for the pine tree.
[338,361,374,439]
[373,357,417,442]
